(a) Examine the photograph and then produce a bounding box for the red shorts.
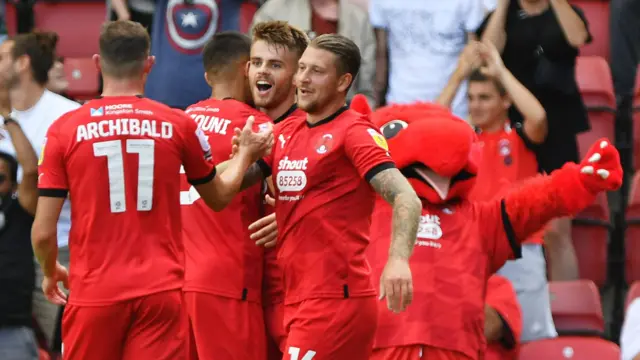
[265,302,286,360]
[184,292,266,360]
[62,290,187,360]
[371,346,473,360]
[283,296,377,360]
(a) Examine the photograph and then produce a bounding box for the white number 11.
[93,139,155,213]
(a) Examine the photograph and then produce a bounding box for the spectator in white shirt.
[622,298,640,360]
[0,31,79,355]
[369,0,485,118]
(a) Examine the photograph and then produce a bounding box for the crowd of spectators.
[0,0,638,359]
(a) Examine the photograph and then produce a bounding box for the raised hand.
[233,116,274,163]
[578,139,623,193]
[456,41,483,78]
[478,40,505,78]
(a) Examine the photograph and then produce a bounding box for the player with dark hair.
[181,30,274,360]
[247,20,309,360]
[32,21,272,360]
[234,33,422,359]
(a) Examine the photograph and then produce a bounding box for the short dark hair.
[202,31,251,76]
[0,151,18,186]
[309,34,361,91]
[252,21,309,58]
[11,31,59,85]
[99,21,150,79]
[469,69,507,96]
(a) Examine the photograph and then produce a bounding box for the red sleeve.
[486,275,522,354]
[179,112,217,185]
[475,163,598,272]
[38,120,69,197]
[344,119,395,181]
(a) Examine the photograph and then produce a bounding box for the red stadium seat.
[549,280,604,335]
[627,282,640,311]
[5,2,16,36]
[571,1,610,60]
[572,192,610,287]
[519,337,620,360]
[239,2,258,33]
[575,56,616,158]
[626,173,640,283]
[33,2,106,58]
[64,58,100,100]
[39,348,51,360]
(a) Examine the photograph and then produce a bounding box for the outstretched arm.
[479,139,622,267]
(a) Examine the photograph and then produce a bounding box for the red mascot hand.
[578,139,623,194]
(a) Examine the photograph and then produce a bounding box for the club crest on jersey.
[367,128,388,151]
[166,0,219,54]
[315,134,333,154]
[498,139,512,166]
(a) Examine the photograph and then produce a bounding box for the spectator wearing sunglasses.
[0,87,40,360]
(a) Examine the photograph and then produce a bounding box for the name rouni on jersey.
[76,118,173,142]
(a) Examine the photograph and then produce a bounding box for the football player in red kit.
[246,21,309,360]
[181,32,273,360]
[31,21,272,360]
[358,101,622,360]
[233,34,422,360]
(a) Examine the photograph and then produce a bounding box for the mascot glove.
[578,138,623,194]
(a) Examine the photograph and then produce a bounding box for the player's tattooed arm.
[240,162,267,190]
[214,160,266,191]
[370,168,421,259]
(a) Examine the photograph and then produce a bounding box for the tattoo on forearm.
[241,163,265,191]
[370,168,421,259]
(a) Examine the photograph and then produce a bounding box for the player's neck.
[11,81,45,112]
[101,77,145,98]
[262,92,296,120]
[306,96,346,125]
[478,116,508,134]
[210,80,245,103]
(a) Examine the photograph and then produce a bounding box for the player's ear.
[92,54,101,73]
[245,60,250,77]
[204,72,213,88]
[143,56,155,74]
[337,72,353,93]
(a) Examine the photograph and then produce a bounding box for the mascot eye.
[380,120,408,139]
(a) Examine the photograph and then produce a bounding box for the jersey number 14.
[93,139,154,213]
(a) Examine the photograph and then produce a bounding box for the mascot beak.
[415,167,451,200]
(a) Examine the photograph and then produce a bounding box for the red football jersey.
[368,199,520,360]
[262,104,306,306]
[470,124,544,245]
[259,107,394,305]
[38,96,216,306]
[485,275,522,360]
[181,98,271,302]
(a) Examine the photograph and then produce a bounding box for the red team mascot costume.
[349,98,623,360]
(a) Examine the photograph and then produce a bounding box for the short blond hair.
[251,21,309,57]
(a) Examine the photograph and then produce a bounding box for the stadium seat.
[627,281,640,310]
[39,348,51,360]
[519,337,620,360]
[240,2,258,33]
[575,56,616,158]
[549,280,604,336]
[626,173,640,283]
[572,192,610,287]
[570,0,610,60]
[5,2,16,36]
[63,58,100,100]
[33,2,106,58]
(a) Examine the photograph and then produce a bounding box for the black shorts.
[535,133,580,174]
